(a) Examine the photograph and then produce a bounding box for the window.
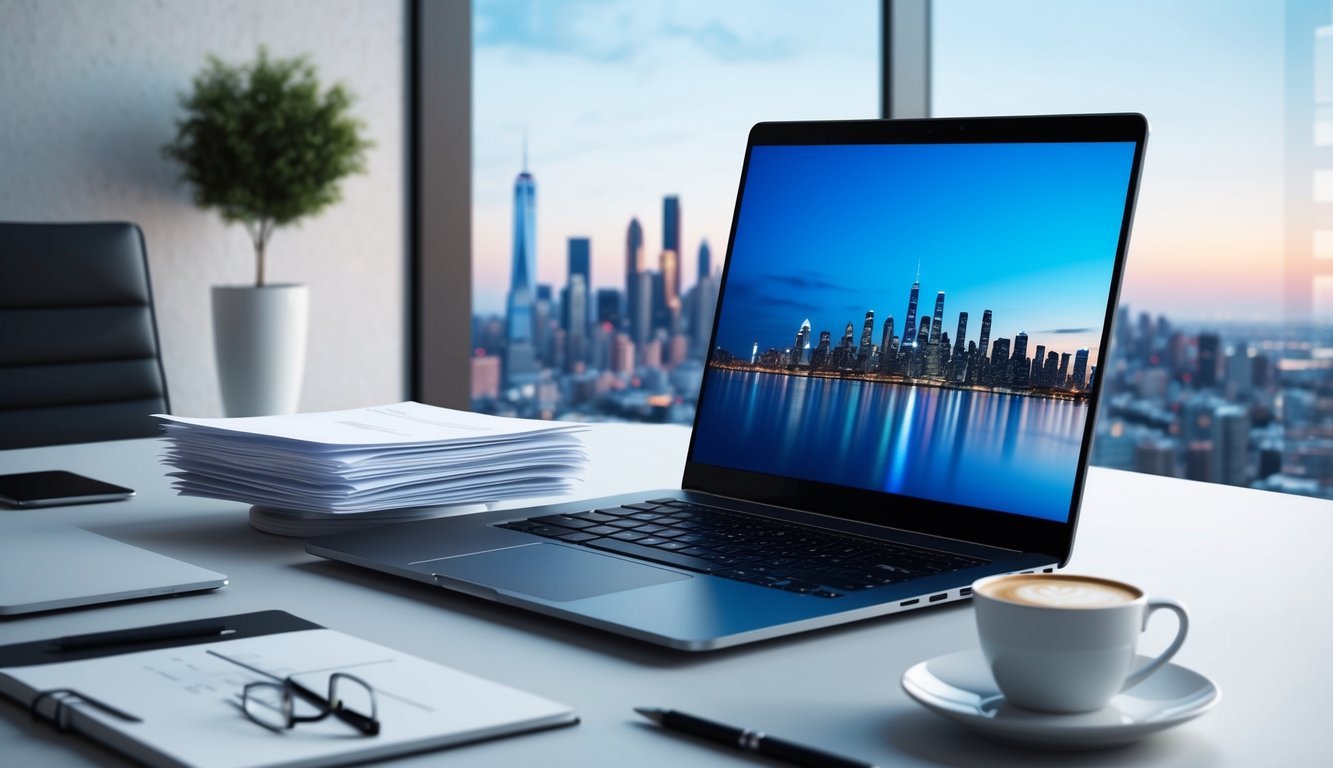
[934,0,1333,496]
[468,0,878,423]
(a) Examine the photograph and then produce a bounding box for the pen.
[635,707,879,768]
[53,623,230,652]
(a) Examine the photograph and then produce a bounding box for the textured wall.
[0,0,406,416]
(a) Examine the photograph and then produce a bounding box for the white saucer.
[901,649,1219,749]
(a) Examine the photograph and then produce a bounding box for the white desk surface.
[0,424,1328,766]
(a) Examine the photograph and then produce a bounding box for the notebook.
[308,113,1149,650]
[0,522,227,616]
[0,611,576,768]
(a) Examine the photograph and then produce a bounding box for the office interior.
[2,2,1331,767]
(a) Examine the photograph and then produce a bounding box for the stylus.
[53,623,230,652]
[635,707,879,768]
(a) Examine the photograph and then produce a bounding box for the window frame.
[409,0,928,406]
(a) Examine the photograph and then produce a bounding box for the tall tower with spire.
[504,142,538,384]
[902,262,921,348]
[626,217,647,344]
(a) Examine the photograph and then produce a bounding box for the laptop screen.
[690,133,1139,525]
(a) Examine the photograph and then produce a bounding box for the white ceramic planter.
[212,284,309,416]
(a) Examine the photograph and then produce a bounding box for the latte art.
[978,575,1139,608]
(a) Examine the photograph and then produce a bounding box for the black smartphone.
[0,470,135,508]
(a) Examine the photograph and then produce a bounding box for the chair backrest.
[0,222,170,448]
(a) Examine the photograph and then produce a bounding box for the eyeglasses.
[207,650,380,736]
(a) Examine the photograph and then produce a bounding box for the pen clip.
[30,688,142,732]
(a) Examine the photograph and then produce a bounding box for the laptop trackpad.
[429,543,691,602]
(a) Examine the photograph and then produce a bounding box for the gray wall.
[0,0,407,417]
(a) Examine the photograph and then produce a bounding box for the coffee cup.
[972,573,1188,713]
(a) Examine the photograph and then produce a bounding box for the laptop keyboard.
[497,499,988,599]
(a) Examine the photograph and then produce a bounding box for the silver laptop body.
[0,522,227,615]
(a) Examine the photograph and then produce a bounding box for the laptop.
[309,114,1148,651]
[0,522,228,616]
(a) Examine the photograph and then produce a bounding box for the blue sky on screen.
[714,142,1136,368]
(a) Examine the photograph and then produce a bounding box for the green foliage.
[163,48,372,286]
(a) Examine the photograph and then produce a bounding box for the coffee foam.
[979,575,1139,608]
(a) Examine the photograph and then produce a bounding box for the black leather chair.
[0,222,170,448]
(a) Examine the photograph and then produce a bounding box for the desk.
[1,425,1328,766]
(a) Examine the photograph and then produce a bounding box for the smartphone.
[0,471,135,508]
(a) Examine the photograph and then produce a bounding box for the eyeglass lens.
[241,682,292,732]
[241,674,377,734]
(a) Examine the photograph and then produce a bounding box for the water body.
[691,368,1089,522]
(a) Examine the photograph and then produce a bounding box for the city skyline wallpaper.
[692,141,1139,522]
[712,143,1135,364]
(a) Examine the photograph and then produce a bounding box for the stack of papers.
[156,402,590,520]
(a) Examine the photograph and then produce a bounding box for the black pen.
[53,623,230,652]
[635,707,879,768]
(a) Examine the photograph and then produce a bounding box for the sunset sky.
[933,1,1287,323]
[474,1,1291,325]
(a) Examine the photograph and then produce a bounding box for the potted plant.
[164,47,371,416]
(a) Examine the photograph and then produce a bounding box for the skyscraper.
[568,237,590,289]
[978,309,993,360]
[697,239,711,280]
[878,316,895,372]
[663,195,681,305]
[903,275,920,347]
[596,288,621,328]
[812,330,831,369]
[929,291,945,345]
[626,218,648,345]
[660,249,680,333]
[952,312,968,381]
[915,315,932,376]
[566,237,591,329]
[857,310,875,369]
[837,322,855,368]
[504,154,538,384]
[1073,348,1090,390]
[563,274,587,372]
[1197,332,1220,388]
[793,319,811,366]
[1011,332,1030,387]
[991,338,1012,386]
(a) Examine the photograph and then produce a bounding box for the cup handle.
[1121,598,1189,691]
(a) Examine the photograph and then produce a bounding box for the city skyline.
[471,0,878,317]
[716,275,1096,395]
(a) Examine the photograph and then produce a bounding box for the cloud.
[475,0,636,63]
[726,277,820,315]
[793,269,860,295]
[660,19,798,63]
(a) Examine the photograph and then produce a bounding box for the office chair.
[0,222,170,449]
